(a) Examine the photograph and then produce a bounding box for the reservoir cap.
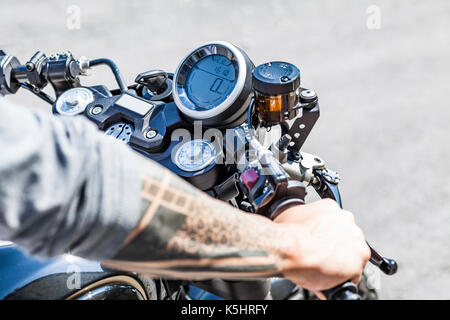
[252,61,300,95]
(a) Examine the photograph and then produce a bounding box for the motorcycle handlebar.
[321,282,361,300]
[0,50,127,99]
[268,198,362,300]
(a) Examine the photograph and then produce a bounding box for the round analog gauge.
[55,87,94,115]
[174,139,218,172]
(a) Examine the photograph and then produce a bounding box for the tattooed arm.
[104,156,370,290]
[104,156,295,280]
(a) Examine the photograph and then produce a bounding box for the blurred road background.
[1,0,449,299]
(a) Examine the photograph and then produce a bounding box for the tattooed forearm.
[104,157,296,280]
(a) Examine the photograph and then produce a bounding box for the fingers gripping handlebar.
[237,130,397,299]
[237,133,361,300]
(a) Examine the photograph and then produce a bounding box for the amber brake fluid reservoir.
[252,61,301,126]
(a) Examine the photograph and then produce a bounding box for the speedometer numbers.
[172,41,253,127]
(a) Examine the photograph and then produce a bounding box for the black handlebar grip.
[321,282,361,300]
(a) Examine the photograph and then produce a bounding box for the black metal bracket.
[282,88,320,152]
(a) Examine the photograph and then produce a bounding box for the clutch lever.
[312,168,398,276]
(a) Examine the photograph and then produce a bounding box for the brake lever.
[313,168,398,276]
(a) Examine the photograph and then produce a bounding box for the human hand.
[274,199,370,295]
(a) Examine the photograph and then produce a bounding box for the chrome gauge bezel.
[173,139,220,172]
[172,41,248,121]
[55,87,94,116]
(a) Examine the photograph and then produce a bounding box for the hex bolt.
[278,134,292,150]
[146,129,157,139]
[91,105,103,115]
[300,89,317,100]
[25,62,35,71]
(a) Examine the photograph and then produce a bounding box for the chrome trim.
[66,275,148,300]
[0,241,12,247]
[76,284,144,300]
[172,41,247,120]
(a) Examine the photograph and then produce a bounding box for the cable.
[247,97,255,138]
[20,82,54,105]
[162,279,173,300]
[175,282,186,300]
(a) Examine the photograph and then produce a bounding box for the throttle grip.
[321,282,361,300]
[268,198,363,300]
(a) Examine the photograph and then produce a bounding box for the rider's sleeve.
[0,98,142,260]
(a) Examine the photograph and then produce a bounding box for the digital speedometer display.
[185,54,237,110]
[173,41,253,127]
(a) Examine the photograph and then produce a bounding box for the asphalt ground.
[1,0,449,299]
